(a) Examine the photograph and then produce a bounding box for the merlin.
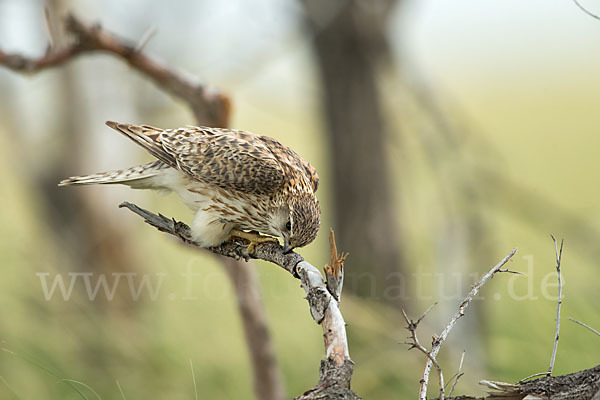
[60,121,321,253]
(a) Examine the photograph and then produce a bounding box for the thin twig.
[572,0,600,20]
[420,248,518,400]
[548,235,564,376]
[497,268,523,275]
[447,350,465,397]
[134,25,158,53]
[417,302,438,325]
[43,8,55,51]
[569,318,600,337]
[517,371,551,384]
[401,307,445,400]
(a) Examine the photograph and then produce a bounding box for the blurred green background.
[1,0,599,398]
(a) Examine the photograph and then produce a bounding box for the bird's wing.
[106,121,177,167]
[107,121,286,195]
[252,134,319,193]
[301,160,319,193]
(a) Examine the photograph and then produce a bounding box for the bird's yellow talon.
[229,229,278,254]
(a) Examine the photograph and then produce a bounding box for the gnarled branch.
[0,14,230,127]
[119,202,359,399]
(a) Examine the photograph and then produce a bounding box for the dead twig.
[548,235,564,376]
[43,8,56,51]
[517,371,549,384]
[446,350,465,398]
[323,229,348,301]
[569,317,600,338]
[134,25,158,53]
[118,202,359,398]
[420,248,518,400]
[401,304,445,400]
[572,0,600,20]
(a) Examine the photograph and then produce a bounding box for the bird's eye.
[285,221,292,231]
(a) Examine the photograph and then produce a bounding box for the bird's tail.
[59,160,170,189]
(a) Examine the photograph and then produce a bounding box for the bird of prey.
[60,121,321,253]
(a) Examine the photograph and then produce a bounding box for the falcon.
[60,121,321,253]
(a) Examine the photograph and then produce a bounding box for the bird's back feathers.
[104,121,319,196]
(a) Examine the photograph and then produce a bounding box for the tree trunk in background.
[39,0,140,310]
[303,0,404,304]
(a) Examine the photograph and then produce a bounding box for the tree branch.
[420,248,518,400]
[118,202,359,399]
[401,305,445,400]
[0,14,230,127]
[548,235,564,376]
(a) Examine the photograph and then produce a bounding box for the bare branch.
[0,14,230,127]
[517,371,549,384]
[119,201,302,272]
[401,307,445,399]
[416,301,438,325]
[569,317,600,338]
[118,202,359,398]
[548,235,564,376]
[447,350,465,397]
[420,248,518,400]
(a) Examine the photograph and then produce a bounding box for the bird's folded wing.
[160,130,286,195]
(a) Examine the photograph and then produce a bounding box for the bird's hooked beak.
[283,238,295,254]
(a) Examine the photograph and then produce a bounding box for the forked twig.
[548,235,564,376]
[401,305,445,400]
[419,248,518,400]
[518,236,565,384]
[446,350,465,397]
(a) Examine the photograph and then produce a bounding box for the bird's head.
[272,193,321,253]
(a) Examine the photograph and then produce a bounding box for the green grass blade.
[0,375,23,400]
[61,379,103,400]
[190,358,198,400]
[116,380,127,400]
[2,347,88,399]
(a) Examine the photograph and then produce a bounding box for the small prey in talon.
[60,121,321,255]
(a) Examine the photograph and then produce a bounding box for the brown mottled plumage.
[59,121,321,251]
